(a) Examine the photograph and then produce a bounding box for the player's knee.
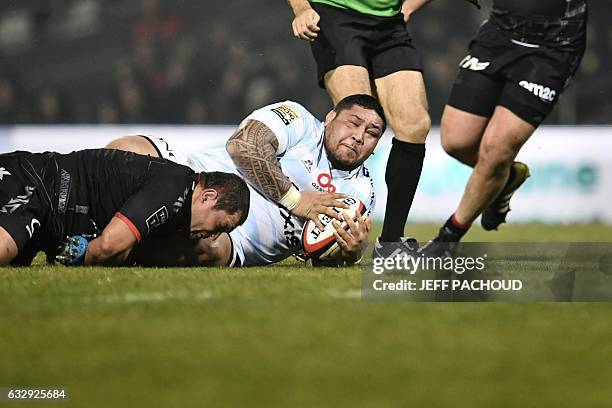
[390,110,430,143]
[441,133,472,160]
[477,144,514,178]
[105,136,158,157]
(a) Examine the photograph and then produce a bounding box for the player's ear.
[324,110,337,126]
[202,188,219,202]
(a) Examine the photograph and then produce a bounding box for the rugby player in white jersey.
[106,94,385,266]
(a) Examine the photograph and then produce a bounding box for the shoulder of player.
[252,100,318,127]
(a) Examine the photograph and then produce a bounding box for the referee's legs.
[323,65,372,104]
[374,70,430,242]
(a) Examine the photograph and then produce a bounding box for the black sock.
[438,214,470,242]
[380,139,425,242]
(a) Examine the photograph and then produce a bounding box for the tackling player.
[106,94,385,266]
[0,149,249,266]
[421,0,587,254]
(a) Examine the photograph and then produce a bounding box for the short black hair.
[333,94,387,133]
[199,171,250,226]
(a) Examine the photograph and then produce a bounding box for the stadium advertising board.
[2,125,611,223]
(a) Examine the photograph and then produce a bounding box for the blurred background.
[0,0,609,125]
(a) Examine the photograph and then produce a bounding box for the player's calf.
[481,161,530,231]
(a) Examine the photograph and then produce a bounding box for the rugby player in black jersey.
[0,149,249,266]
[422,0,587,254]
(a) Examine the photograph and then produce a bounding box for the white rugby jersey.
[147,101,376,266]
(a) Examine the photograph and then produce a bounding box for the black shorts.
[447,16,586,127]
[0,152,51,265]
[310,3,422,88]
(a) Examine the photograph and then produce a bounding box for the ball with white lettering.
[301,196,366,260]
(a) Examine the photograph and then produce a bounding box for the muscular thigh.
[440,105,488,156]
[373,70,429,141]
[323,65,372,105]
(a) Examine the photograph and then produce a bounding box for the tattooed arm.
[226,119,346,229]
[226,120,291,202]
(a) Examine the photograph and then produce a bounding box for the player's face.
[323,105,384,170]
[190,190,242,240]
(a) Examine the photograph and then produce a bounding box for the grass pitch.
[1,224,612,407]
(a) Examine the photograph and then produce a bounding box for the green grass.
[1,224,612,408]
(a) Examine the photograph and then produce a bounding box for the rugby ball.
[302,196,366,260]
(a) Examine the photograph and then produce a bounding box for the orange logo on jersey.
[317,173,336,193]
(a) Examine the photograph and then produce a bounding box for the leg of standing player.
[435,105,535,241]
[374,70,430,242]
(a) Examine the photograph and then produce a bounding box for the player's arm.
[401,0,434,22]
[0,226,18,266]
[287,0,320,41]
[83,216,138,266]
[226,119,346,230]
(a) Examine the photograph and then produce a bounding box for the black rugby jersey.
[7,149,196,256]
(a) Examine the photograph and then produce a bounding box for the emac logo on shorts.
[519,80,557,103]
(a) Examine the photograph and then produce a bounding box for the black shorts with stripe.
[309,3,422,88]
[447,8,586,127]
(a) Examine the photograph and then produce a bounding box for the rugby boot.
[373,236,419,260]
[419,226,461,258]
[481,161,530,231]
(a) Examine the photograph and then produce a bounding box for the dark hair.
[333,94,387,133]
[199,171,250,226]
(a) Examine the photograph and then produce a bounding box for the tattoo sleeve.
[226,120,292,202]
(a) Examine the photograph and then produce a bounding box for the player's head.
[190,171,250,239]
[323,94,386,171]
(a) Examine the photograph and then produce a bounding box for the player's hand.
[292,8,320,41]
[55,235,89,266]
[332,213,372,264]
[291,190,348,230]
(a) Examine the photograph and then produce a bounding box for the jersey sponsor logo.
[146,206,169,231]
[271,104,300,126]
[279,206,301,248]
[0,186,35,214]
[0,167,11,181]
[57,169,71,214]
[312,173,336,193]
[459,55,490,71]
[518,80,557,102]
